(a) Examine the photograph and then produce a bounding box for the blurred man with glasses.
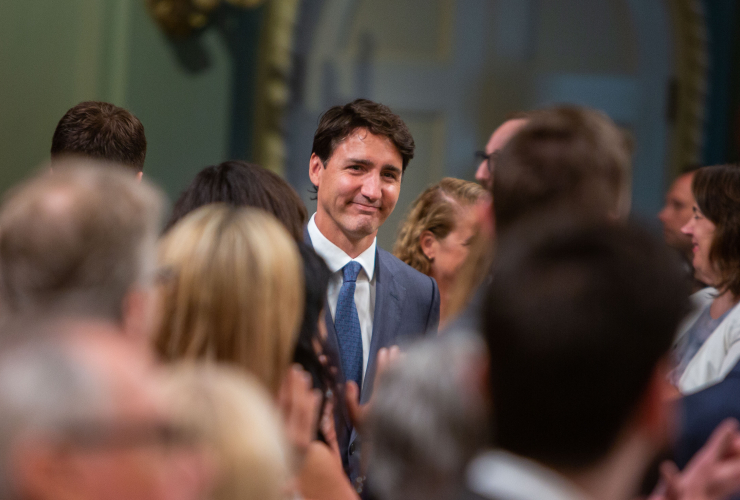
[475,117,529,191]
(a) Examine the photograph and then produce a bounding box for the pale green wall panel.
[0,0,233,202]
[0,0,107,190]
[124,2,232,201]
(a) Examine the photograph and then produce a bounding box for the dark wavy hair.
[693,164,740,295]
[165,160,307,240]
[51,101,147,172]
[484,217,688,468]
[312,99,415,171]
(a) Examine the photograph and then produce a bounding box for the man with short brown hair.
[463,219,689,500]
[51,101,147,177]
[305,98,439,486]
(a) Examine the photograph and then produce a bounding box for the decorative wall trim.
[668,0,708,175]
[252,0,301,175]
[147,0,266,38]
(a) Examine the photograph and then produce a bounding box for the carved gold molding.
[252,0,301,175]
[147,0,266,38]
[668,0,708,175]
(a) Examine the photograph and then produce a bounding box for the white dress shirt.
[307,214,376,384]
[467,450,590,500]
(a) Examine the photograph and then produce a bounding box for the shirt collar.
[308,213,376,279]
[467,449,590,500]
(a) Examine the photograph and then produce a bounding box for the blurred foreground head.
[366,334,488,500]
[493,106,632,233]
[0,161,165,343]
[165,160,307,240]
[0,320,211,500]
[483,218,689,477]
[51,101,147,174]
[155,204,304,396]
[162,364,290,500]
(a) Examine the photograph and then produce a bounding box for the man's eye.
[383,172,399,180]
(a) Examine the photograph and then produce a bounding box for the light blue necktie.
[335,261,363,387]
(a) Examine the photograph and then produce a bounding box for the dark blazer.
[304,227,440,482]
[675,360,740,469]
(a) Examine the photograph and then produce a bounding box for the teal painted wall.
[0,0,234,201]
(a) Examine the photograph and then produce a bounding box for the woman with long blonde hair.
[155,204,359,500]
[154,204,304,396]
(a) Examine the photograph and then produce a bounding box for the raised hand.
[346,345,402,432]
[278,364,322,468]
[652,418,740,500]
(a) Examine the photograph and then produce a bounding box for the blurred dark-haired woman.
[165,160,307,240]
[673,164,740,393]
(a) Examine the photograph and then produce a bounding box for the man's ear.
[634,357,675,447]
[420,230,437,261]
[136,171,143,182]
[308,153,325,189]
[474,195,495,240]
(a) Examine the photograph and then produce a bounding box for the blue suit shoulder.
[377,247,440,329]
[377,247,436,295]
[676,361,740,468]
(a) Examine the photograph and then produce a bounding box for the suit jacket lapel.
[361,249,405,404]
[306,229,401,407]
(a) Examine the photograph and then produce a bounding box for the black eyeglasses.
[475,150,491,162]
[475,150,499,174]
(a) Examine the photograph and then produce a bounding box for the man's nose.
[361,174,381,201]
[475,161,489,184]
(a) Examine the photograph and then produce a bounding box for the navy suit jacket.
[675,360,740,469]
[304,227,440,482]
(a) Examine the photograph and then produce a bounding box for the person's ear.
[474,195,495,240]
[634,357,675,447]
[136,171,143,182]
[308,153,325,190]
[420,230,438,261]
[121,286,157,349]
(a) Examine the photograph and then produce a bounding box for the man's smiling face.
[310,128,403,245]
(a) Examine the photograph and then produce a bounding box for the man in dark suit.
[305,99,440,488]
[461,219,689,500]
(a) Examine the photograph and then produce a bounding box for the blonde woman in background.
[162,363,291,500]
[394,178,487,326]
[154,204,303,396]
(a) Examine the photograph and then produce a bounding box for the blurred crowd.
[1,98,740,500]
